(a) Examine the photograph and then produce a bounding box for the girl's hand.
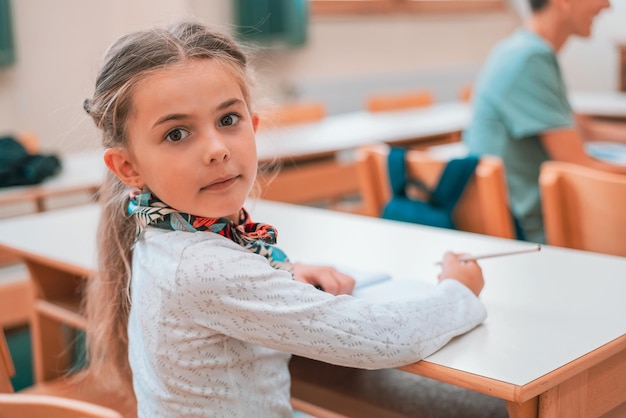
[292,263,356,296]
[438,252,484,297]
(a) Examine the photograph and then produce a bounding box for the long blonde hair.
[83,21,253,391]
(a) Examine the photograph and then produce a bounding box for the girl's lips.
[202,175,239,191]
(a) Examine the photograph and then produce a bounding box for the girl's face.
[107,59,258,221]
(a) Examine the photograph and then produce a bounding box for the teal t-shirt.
[463,29,573,243]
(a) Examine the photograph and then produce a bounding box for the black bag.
[0,136,62,187]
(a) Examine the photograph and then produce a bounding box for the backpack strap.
[430,156,480,211]
[387,147,407,197]
[387,147,431,199]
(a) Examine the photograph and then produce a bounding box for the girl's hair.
[83,21,253,391]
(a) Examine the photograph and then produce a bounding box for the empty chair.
[258,101,326,129]
[540,161,626,257]
[0,393,122,418]
[366,90,434,112]
[0,323,136,417]
[257,159,363,214]
[356,143,515,238]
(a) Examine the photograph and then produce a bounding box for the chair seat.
[21,372,136,418]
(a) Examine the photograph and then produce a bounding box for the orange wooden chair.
[0,318,136,417]
[257,159,363,214]
[356,143,515,238]
[256,102,363,213]
[540,161,626,257]
[459,85,473,102]
[258,101,326,129]
[0,393,123,418]
[366,90,434,112]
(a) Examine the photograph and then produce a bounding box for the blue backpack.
[381,147,479,230]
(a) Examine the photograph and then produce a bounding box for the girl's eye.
[165,128,190,142]
[219,113,240,127]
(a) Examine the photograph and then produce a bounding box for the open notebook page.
[332,264,438,303]
[335,264,392,290]
[352,276,439,303]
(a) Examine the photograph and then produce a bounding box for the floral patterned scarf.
[128,192,293,273]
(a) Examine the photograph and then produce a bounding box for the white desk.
[570,91,626,119]
[255,94,626,164]
[256,102,470,162]
[0,201,624,417]
[427,140,626,167]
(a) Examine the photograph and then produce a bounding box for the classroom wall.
[0,0,624,153]
[0,0,231,153]
[560,1,626,92]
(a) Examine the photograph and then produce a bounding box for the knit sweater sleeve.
[174,236,487,370]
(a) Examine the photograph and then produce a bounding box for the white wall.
[560,1,626,92]
[0,0,230,152]
[0,0,624,153]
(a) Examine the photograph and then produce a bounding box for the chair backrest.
[0,330,15,393]
[539,161,626,256]
[356,144,515,238]
[0,274,33,329]
[459,85,473,103]
[0,393,123,418]
[1,328,136,417]
[258,159,363,214]
[366,90,434,112]
[258,102,326,129]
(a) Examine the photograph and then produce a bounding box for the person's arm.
[575,114,626,143]
[540,127,626,174]
[292,263,355,295]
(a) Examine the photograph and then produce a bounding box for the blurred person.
[463,0,626,243]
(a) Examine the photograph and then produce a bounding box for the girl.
[84,21,486,418]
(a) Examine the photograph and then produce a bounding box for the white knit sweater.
[128,228,487,418]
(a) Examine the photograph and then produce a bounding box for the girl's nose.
[202,134,230,164]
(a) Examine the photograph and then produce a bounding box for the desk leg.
[35,197,45,213]
[538,347,626,417]
[506,398,538,418]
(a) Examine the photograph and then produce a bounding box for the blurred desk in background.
[257,94,626,163]
[0,151,105,217]
[570,91,626,120]
[427,140,626,168]
[255,102,470,212]
[256,102,470,163]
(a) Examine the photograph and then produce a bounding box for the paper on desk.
[586,142,626,166]
[335,265,392,290]
[315,263,438,302]
[352,276,438,303]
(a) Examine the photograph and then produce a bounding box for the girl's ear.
[103,148,144,188]
[251,112,259,133]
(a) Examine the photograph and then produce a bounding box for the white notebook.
[334,265,438,302]
[335,265,392,290]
